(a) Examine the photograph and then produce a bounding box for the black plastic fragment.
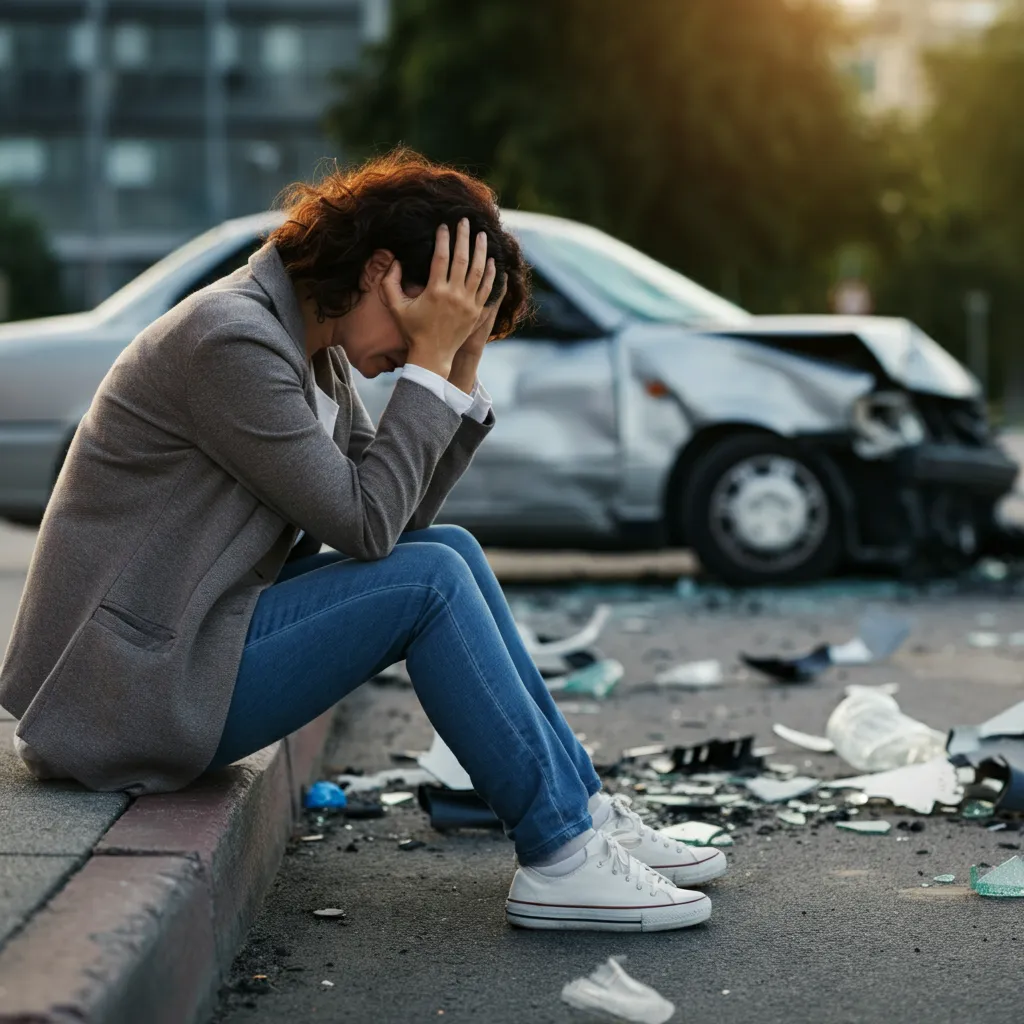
[417,785,502,830]
[670,735,762,774]
[741,646,832,684]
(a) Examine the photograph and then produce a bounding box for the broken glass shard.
[653,659,723,689]
[970,855,1024,897]
[547,658,624,699]
[710,833,735,847]
[660,821,726,846]
[962,799,995,819]
[744,776,819,803]
[933,874,956,883]
[380,791,414,807]
[776,809,807,826]
[836,820,892,835]
[561,957,675,1024]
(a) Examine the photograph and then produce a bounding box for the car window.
[521,225,751,327]
[172,236,264,306]
[513,271,604,341]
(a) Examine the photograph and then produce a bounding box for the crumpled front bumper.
[897,442,1019,497]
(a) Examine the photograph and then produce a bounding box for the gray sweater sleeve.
[341,358,494,532]
[186,326,463,560]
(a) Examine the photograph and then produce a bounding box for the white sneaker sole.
[649,849,728,887]
[505,893,711,932]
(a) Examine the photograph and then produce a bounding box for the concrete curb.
[0,710,334,1024]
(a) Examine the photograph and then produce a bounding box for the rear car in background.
[0,210,1016,585]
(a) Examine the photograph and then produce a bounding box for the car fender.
[612,326,876,524]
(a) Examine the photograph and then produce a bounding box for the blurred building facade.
[0,0,387,309]
[839,0,1009,115]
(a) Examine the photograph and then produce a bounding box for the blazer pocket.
[94,602,177,652]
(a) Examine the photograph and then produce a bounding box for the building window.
[363,0,391,43]
[0,139,47,183]
[261,25,303,73]
[213,22,239,71]
[105,141,156,189]
[112,24,150,69]
[68,22,98,70]
[0,25,12,69]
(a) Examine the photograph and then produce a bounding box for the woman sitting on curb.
[0,150,725,932]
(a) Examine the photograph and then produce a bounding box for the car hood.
[714,315,979,399]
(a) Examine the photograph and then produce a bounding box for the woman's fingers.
[379,258,406,310]
[449,218,471,283]
[466,232,488,292]
[429,224,451,286]
[476,257,497,305]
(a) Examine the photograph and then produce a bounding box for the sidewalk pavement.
[0,685,335,1023]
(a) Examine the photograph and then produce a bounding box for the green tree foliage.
[873,5,1024,399]
[328,0,887,312]
[0,191,63,321]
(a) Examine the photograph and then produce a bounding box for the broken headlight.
[851,391,927,459]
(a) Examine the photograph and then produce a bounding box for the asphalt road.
[214,585,1024,1024]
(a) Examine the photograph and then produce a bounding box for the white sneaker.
[596,794,728,887]
[506,832,711,932]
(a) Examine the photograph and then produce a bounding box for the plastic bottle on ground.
[826,687,947,773]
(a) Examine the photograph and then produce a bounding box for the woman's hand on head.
[381,218,496,379]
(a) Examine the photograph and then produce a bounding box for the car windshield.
[523,224,751,327]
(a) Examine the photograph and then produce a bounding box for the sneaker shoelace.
[595,834,674,897]
[605,794,687,854]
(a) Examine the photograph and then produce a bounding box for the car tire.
[681,433,844,586]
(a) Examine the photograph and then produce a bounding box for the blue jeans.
[209,525,600,863]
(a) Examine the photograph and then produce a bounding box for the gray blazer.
[0,244,492,793]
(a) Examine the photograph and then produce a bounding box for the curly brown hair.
[267,148,530,339]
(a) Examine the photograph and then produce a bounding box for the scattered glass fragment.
[561,957,675,1024]
[653,659,723,689]
[322,979,335,988]
[669,781,718,797]
[714,793,744,806]
[777,810,807,826]
[920,883,931,887]
[710,833,735,847]
[933,874,956,883]
[766,763,798,777]
[300,834,324,842]
[304,781,348,810]
[312,908,347,918]
[398,839,425,851]
[970,856,1024,898]
[744,776,819,803]
[836,820,892,835]
[988,822,1009,832]
[660,821,726,846]
[623,744,668,759]
[962,800,995,820]
[649,756,676,775]
[380,791,414,807]
[548,658,624,699]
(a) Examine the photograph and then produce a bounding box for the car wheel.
[682,433,844,586]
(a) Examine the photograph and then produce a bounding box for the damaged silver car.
[0,210,1016,584]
